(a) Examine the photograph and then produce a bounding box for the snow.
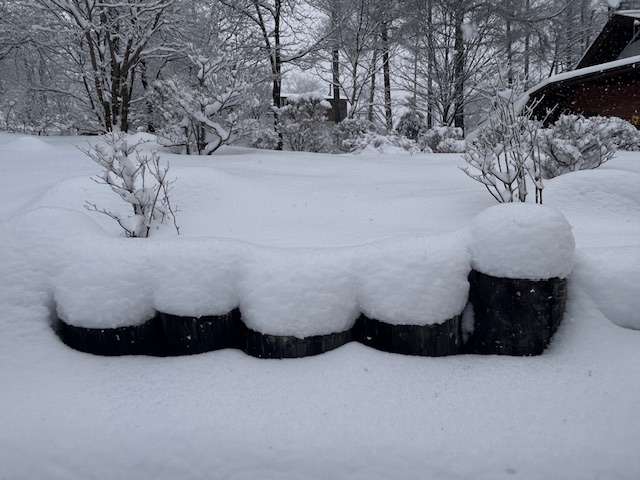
[571,246,640,330]
[469,203,575,280]
[0,133,639,479]
[354,234,470,325]
[617,10,640,18]
[238,247,360,336]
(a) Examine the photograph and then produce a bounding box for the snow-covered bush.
[334,118,377,153]
[540,114,616,178]
[586,116,639,151]
[277,93,333,152]
[462,86,545,203]
[154,49,254,155]
[335,118,420,154]
[350,132,420,155]
[0,97,77,136]
[435,137,466,153]
[244,120,280,150]
[84,132,178,238]
[418,126,465,153]
[396,110,426,140]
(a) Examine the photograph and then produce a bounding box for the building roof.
[527,54,639,98]
[576,11,640,68]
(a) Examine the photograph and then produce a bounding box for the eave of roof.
[526,54,640,99]
[616,10,640,18]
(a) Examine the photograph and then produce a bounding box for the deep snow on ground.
[0,132,639,479]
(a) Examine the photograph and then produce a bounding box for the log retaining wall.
[54,271,568,358]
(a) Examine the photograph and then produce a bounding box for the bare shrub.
[84,132,179,238]
[462,82,545,204]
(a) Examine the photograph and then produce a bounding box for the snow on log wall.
[53,204,574,358]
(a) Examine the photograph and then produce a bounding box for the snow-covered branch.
[462,76,545,204]
[154,47,255,155]
[84,132,179,237]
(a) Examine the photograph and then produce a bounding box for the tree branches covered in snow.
[31,0,176,132]
[154,48,255,155]
[461,77,545,204]
[277,92,332,152]
[84,132,178,238]
[0,0,622,138]
[540,114,616,178]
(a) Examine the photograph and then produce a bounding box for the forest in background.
[0,0,635,144]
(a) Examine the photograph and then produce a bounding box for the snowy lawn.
[0,132,639,479]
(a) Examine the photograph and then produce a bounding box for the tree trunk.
[427,0,434,128]
[140,59,155,133]
[332,47,342,123]
[524,0,530,88]
[368,48,378,123]
[453,1,465,132]
[381,19,392,132]
[331,6,342,124]
[506,17,513,85]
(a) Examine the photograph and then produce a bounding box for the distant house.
[526,10,640,128]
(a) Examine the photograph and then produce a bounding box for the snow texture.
[354,234,470,325]
[469,203,575,280]
[1,133,639,480]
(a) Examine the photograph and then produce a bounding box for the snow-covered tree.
[396,110,426,140]
[333,117,376,152]
[218,0,330,149]
[277,92,332,152]
[418,126,465,153]
[32,0,176,132]
[154,48,255,155]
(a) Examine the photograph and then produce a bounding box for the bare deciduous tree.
[34,0,175,132]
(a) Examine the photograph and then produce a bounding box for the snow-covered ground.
[0,132,638,479]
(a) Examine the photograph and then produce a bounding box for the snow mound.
[151,239,245,318]
[238,248,359,337]
[572,247,640,330]
[55,245,157,328]
[34,176,103,212]
[545,169,640,214]
[237,233,471,336]
[469,203,575,280]
[3,136,55,155]
[0,208,107,312]
[125,132,162,151]
[355,234,470,325]
[3,204,572,332]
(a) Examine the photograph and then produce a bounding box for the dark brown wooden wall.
[530,68,640,128]
[570,75,640,121]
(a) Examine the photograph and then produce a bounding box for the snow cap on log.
[469,203,575,280]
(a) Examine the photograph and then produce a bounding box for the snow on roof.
[616,10,640,18]
[525,54,640,99]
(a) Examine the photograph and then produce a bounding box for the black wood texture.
[354,314,462,356]
[466,270,568,356]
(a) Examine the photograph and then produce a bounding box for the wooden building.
[527,11,640,128]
